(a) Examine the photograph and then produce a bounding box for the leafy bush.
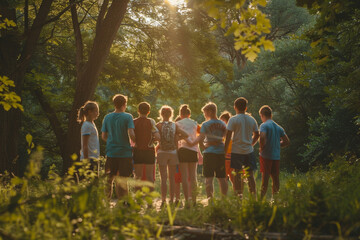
[0,149,160,239]
[161,154,360,238]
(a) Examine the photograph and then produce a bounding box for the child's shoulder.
[123,112,134,118]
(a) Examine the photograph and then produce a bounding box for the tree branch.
[70,0,84,76]
[33,87,67,156]
[96,0,109,33]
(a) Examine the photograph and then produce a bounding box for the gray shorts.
[157,151,179,166]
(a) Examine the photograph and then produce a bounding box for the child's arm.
[187,132,205,147]
[82,135,90,159]
[252,131,260,146]
[224,130,232,153]
[101,132,108,142]
[259,132,266,153]
[280,134,290,148]
[128,128,136,143]
[153,132,161,142]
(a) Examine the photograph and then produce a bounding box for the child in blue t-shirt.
[190,102,228,199]
[101,94,136,199]
[258,105,290,199]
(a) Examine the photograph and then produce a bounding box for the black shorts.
[203,153,226,178]
[230,152,257,171]
[178,148,198,163]
[133,149,155,164]
[105,157,133,177]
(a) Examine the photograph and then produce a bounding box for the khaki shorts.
[157,151,179,166]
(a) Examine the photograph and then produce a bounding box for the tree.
[294,0,360,166]
[1,0,274,174]
[0,0,62,173]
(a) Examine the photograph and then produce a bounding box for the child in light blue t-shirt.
[259,105,290,199]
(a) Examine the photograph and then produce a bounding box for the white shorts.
[157,151,179,166]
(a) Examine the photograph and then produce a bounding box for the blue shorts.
[230,152,257,171]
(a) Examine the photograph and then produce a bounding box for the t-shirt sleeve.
[279,126,286,137]
[128,114,135,129]
[150,118,158,133]
[200,123,207,134]
[101,117,107,133]
[81,123,91,136]
[227,117,234,131]
[259,123,267,133]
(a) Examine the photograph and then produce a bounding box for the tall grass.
[158,155,360,238]
[0,151,359,239]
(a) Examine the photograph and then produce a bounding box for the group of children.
[77,94,290,206]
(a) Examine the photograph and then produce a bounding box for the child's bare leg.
[247,170,257,199]
[229,170,235,191]
[261,173,270,199]
[107,175,115,199]
[159,165,168,202]
[205,177,214,198]
[179,163,189,201]
[115,177,128,199]
[134,164,143,180]
[168,165,177,202]
[217,177,228,196]
[145,164,155,191]
[134,164,143,192]
[233,170,243,197]
[188,162,198,203]
[271,172,280,196]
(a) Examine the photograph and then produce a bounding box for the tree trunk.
[0,0,54,174]
[62,0,130,172]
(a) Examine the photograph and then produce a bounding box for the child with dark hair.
[219,111,235,192]
[224,97,259,198]
[176,104,199,206]
[101,94,135,199]
[133,102,160,191]
[258,105,290,199]
[77,101,100,163]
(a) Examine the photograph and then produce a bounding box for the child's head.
[201,102,217,120]
[220,111,232,124]
[179,104,191,118]
[259,105,272,122]
[138,102,150,116]
[77,101,99,123]
[159,105,174,121]
[234,97,248,113]
[113,94,127,110]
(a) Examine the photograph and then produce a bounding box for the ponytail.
[77,107,86,123]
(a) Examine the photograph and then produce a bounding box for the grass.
[0,152,359,239]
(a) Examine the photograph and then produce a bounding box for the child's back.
[134,117,157,150]
[259,119,285,160]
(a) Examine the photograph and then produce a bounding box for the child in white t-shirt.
[77,101,100,169]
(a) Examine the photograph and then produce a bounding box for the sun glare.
[166,0,186,7]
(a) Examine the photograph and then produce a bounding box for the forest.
[0,0,359,239]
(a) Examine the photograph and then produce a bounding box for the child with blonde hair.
[156,105,189,206]
[77,101,100,168]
